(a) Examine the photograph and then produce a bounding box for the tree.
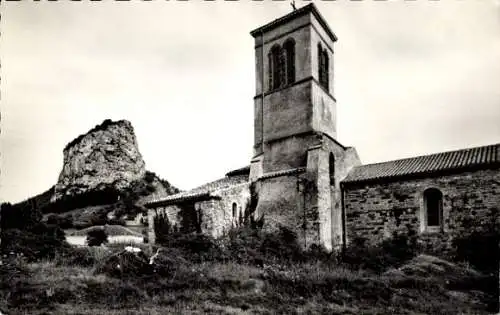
[154,211,172,245]
[1,201,42,230]
[86,228,108,246]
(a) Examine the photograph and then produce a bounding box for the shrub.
[95,249,152,278]
[154,210,173,244]
[46,214,58,225]
[260,226,305,264]
[225,224,320,266]
[1,224,69,262]
[149,247,189,276]
[452,229,500,274]
[145,171,156,183]
[89,211,108,226]
[166,233,225,263]
[1,202,42,230]
[154,223,334,267]
[55,247,99,267]
[340,227,420,272]
[47,214,74,229]
[86,229,108,246]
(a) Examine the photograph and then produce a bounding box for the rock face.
[52,119,146,202]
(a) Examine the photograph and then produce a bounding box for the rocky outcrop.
[52,119,146,202]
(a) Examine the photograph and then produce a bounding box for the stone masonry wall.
[343,168,500,252]
[147,183,250,242]
[199,183,250,238]
[256,175,303,233]
[320,137,361,249]
[151,204,183,231]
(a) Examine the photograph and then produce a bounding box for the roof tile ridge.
[355,143,500,169]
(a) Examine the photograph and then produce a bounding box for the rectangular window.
[423,188,443,232]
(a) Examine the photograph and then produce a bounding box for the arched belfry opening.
[318,43,330,91]
[268,38,296,91]
[268,44,282,90]
[284,38,296,85]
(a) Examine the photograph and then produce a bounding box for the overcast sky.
[1,0,500,203]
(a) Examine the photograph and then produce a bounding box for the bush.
[260,227,305,264]
[226,226,265,265]
[1,202,42,230]
[149,247,189,276]
[47,214,74,229]
[154,211,173,244]
[145,171,156,183]
[340,227,420,272]
[86,229,108,246]
[225,225,324,266]
[95,249,152,278]
[1,223,69,262]
[154,223,335,267]
[165,233,225,263]
[55,247,99,267]
[452,229,500,274]
[89,211,108,226]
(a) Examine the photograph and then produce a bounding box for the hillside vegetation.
[1,223,498,315]
[3,170,178,232]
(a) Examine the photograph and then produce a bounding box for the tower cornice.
[250,3,337,43]
[253,76,336,103]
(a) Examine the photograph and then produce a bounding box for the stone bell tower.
[249,4,360,251]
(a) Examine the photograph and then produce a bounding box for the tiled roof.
[145,174,249,207]
[144,167,308,207]
[258,167,306,181]
[342,143,500,184]
[225,165,250,177]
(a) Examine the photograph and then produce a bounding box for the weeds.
[2,222,498,314]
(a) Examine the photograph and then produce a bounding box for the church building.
[145,4,500,252]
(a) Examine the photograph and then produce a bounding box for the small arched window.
[423,188,443,231]
[329,153,335,186]
[284,39,295,85]
[232,202,238,227]
[232,202,237,219]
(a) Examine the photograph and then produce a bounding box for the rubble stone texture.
[343,168,500,251]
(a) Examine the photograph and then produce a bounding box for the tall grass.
[2,225,498,314]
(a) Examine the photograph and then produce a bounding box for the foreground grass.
[2,255,496,315]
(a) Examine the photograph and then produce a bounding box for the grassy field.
[1,244,497,315]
